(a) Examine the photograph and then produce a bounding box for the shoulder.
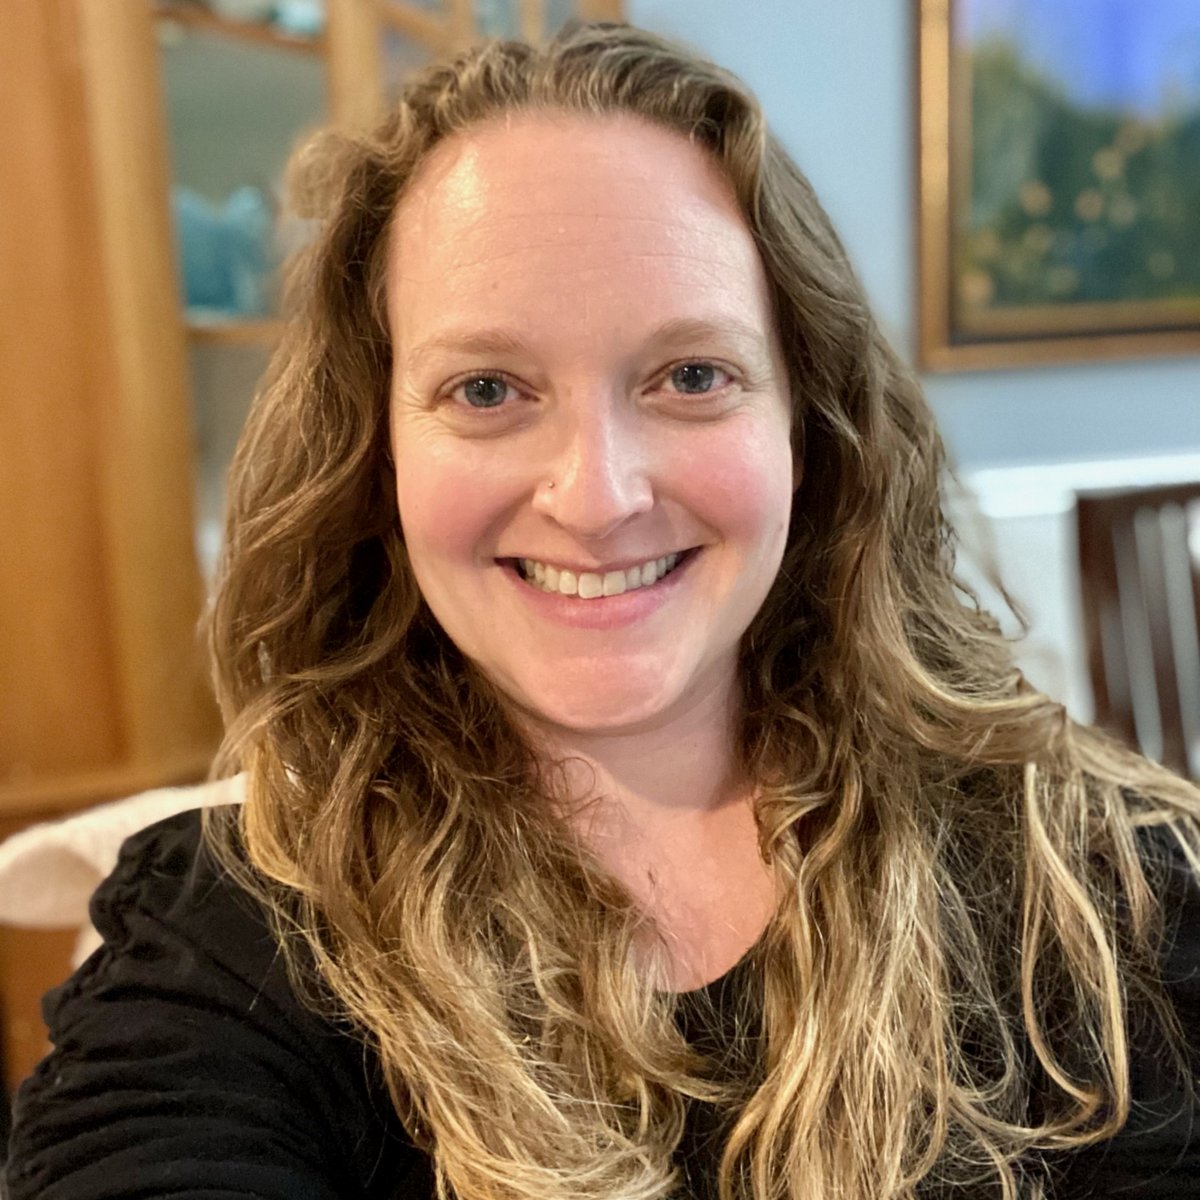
[1051,822,1200,1196]
[1121,820,1200,1030]
[1136,821,1200,1110]
[74,802,399,1110]
[81,805,284,1001]
[7,807,430,1200]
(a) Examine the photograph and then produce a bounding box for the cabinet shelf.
[0,751,215,822]
[154,2,325,56]
[376,1,628,52]
[378,2,452,50]
[187,315,284,345]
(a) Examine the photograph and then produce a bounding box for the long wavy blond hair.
[206,21,1200,1200]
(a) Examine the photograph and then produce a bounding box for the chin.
[508,678,684,738]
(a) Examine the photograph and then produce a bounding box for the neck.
[528,679,744,832]
[517,681,776,991]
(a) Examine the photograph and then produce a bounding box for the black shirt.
[5,809,1200,1198]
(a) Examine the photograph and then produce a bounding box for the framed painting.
[917,0,1200,370]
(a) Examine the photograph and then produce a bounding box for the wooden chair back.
[1076,482,1200,779]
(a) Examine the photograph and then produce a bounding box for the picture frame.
[916,0,1200,371]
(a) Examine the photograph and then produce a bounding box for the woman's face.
[387,112,794,737]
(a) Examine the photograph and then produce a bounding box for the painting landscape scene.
[954,0,1200,336]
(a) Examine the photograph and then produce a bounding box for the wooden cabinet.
[1,0,219,823]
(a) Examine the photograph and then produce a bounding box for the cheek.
[685,421,794,550]
[392,448,507,565]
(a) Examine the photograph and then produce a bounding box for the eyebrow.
[402,316,773,371]
[641,316,773,357]
[403,328,533,371]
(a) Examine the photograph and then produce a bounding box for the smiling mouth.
[505,549,696,599]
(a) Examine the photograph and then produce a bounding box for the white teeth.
[578,572,603,599]
[602,570,626,597]
[518,552,684,598]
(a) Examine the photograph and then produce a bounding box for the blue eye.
[670,362,720,394]
[458,376,510,408]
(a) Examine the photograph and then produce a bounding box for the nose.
[530,397,654,540]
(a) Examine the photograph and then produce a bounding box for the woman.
[8,22,1200,1200]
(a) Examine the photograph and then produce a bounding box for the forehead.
[393,110,744,232]
[386,111,773,338]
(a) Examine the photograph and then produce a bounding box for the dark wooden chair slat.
[1076,483,1200,780]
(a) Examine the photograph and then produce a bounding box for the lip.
[498,547,700,631]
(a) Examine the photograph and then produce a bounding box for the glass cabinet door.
[155,3,328,574]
